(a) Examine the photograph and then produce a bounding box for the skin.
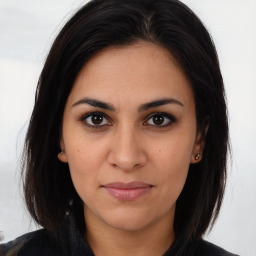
[58,41,206,256]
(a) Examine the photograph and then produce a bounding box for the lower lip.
[104,187,152,201]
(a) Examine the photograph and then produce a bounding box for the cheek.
[64,132,114,193]
[152,136,193,195]
[65,133,106,167]
[154,136,193,171]
[64,138,104,192]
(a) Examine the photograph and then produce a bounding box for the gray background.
[0,0,255,255]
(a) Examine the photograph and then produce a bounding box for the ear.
[57,138,68,163]
[190,120,209,164]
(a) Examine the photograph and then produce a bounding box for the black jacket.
[0,215,238,256]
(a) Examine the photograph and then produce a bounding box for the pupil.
[92,115,103,125]
[153,115,164,125]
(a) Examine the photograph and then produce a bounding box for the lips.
[103,181,152,201]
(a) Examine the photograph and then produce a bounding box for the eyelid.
[80,111,112,128]
[143,112,176,128]
[79,111,176,130]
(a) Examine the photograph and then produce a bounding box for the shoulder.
[195,239,239,256]
[0,229,51,256]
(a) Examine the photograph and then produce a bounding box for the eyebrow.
[72,98,115,111]
[138,98,183,112]
[72,97,184,111]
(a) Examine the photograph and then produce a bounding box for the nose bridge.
[117,123,138,154]
[108,122,146,170]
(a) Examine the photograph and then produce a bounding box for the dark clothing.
[0,215,238,256]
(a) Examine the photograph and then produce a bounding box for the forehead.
[67,41,194,108]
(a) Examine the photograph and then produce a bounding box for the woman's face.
[59,42,204,232]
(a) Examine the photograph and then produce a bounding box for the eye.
[81,112,111,128]
[144,112,176,128]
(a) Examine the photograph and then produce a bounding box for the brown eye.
[91,114,104,125]
[152,115,165,125]
[144,112,176,128]
[81,112,111,128]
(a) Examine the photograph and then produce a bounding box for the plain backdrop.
[0,0,255,255]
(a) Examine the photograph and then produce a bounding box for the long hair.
[22,0,229,254]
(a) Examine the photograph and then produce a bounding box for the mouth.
[102,181,153,201]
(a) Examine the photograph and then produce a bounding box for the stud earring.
[195,153,200,160]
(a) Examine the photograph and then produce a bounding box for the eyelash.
[80,112,176,129]
[80,112,111,129]
[144,112,177,128]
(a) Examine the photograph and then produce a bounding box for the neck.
[84,209,175,256]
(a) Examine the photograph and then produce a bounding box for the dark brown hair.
[22,0,229,254]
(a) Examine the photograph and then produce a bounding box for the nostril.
[106,136,147,170]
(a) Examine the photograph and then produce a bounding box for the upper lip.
[103,181,152,189]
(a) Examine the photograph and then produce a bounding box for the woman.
[0,0,238,255]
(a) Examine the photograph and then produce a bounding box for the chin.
[107,218,150,232]
[101,209,157,232]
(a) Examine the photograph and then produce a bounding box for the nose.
[107,126,147,171]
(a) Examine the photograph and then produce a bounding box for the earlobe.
[190,119,209,164]
[57,151,68,163]
[190,152,201,163]
[58,138,68,163]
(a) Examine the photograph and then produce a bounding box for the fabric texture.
[0,214,238,256]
